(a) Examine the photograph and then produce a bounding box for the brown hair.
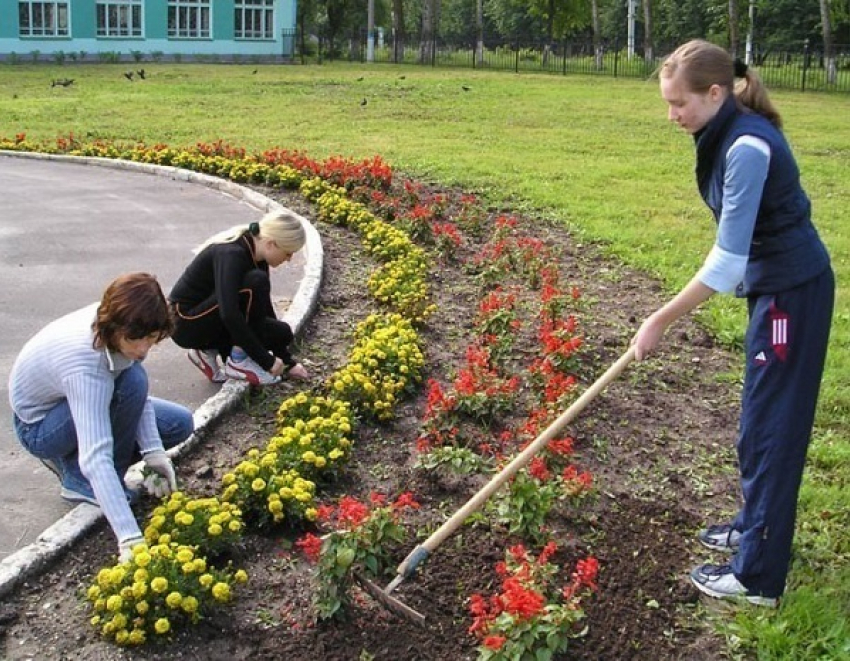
[92,273,173,351]
[659,39,782,129]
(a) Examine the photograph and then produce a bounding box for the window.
[97,1,142,37]
[18,2,69,37]
[235,0,275,40]
[168,0,210,39]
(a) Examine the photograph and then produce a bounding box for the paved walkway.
[0,152,322,596]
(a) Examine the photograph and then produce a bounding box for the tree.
[392,0,405,62]
[591,0,602,69]
[820,0,836,84]
[420,0,439,64]
[729,0,740,56]
[643,0,654,64]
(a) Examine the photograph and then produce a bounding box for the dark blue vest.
[695,96,830,296]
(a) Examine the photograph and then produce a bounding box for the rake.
[359,347,636,625]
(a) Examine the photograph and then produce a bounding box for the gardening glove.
[142,450,177,498]
[118,535,146,563]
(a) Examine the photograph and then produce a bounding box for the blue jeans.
[13,363,194,481]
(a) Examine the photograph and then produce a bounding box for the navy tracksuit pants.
[730,266,834,598]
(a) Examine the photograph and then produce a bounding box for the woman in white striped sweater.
[9,273,194,561]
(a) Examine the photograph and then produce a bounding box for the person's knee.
[114,364,149,409]
[158,403,195,450]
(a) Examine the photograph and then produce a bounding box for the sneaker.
[689,563,778,608]
[223,354,280,386]
[698,523,741,553]
[59,460,139,506]
[188,349,226,383]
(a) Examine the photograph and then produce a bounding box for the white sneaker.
[690,563,778,607]
[224,354,280,385]
[188,349,226,383]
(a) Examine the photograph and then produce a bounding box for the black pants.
[170,269,294,365]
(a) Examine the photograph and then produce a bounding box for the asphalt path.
[0,154,306,562]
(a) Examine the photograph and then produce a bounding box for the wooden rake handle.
[395,347,636,579]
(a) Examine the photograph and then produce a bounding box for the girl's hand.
[287,363,309,380]
[631,313,668,361]
[270,357,286,377]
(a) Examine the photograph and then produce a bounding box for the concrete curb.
[0,150,323,599]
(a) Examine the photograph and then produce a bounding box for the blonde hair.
[659,39,782,129]
[195,209,306,255]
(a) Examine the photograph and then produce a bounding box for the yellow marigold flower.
[329,449,344,460]
[158,533,172,545]
[154,618,171,635]
[176,548,194,563]
[314,456,327,469]
[208,523,223,536]
[115,630,130,646]
[296,491,312,503]
[94,598,106,612]
[295,392,308,404]
[181,595,199,614]
[165,591,183,608]
[106,595,123,612]
[136,601,149,615]
[223,484,238,501]
[212,582,231,602]
[151,577,168,593]
[133,568,148,582]
[90,615,101,627]
[87,585,101,601]
[222,473,236,486]
[134,551,151,568]
[279,487,293,499]
[112,613,127,630]
[182,562,195,575]
[234,569,248,584]
[251,478,266,492]
[305,507,318,522]
[302,450,317,463]
[193,558,207,573]
[247,448,260,460]
[268,500,283,514]
[199,573,214,588]
[228,520,242,533]
[128,629,145,645]
[132,581,147,599]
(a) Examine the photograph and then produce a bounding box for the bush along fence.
[0,134,601,659]
[310,31,850,94]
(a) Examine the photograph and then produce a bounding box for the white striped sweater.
[9,303,162,543]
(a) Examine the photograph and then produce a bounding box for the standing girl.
[169,209,310,386]
[632,40,833,607]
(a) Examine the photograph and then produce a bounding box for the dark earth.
[0,179,745,661]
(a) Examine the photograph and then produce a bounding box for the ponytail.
[735,67,782,129]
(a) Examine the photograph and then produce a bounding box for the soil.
[0,180,744,661]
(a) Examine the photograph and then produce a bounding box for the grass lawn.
[1,61,848,659]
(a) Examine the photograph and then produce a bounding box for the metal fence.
[304,32,850,94]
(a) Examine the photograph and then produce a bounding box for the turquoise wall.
[0,0,297,59]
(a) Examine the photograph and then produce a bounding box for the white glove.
[118,535,145,563]
[143,450,177,498]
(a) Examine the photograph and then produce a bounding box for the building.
[0,1,298,61]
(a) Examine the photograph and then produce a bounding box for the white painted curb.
[0,150,323,599]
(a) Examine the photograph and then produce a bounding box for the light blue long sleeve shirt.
[9,303,163,542]
[697,135,771,293]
